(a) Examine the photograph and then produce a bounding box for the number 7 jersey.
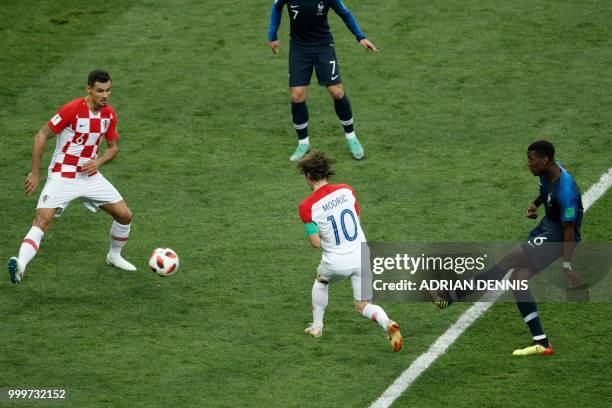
[299,183,366,269]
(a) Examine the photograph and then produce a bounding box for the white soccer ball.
[149,248,179,277]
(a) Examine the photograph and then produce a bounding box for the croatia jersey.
[47,98,119,179]
[299,183,366,270]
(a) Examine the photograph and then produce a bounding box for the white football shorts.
[317,262,371,301]
[37,173,123,217]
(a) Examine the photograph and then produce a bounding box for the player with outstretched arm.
[268,0,378,161]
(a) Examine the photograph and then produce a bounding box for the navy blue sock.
[514,289,549,347]
[291,101,309,140]
[333,95,354,133]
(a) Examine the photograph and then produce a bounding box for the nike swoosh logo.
[289,5,298,8]
[331,74,339,80]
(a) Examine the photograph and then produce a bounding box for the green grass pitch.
[1,1,611,407]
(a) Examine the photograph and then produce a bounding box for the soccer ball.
[149,248,179,277]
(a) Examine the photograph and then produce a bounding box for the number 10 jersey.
[299,183,366,270]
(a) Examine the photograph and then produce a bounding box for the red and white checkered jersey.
[299,183,366,270]
[46,98,118,179]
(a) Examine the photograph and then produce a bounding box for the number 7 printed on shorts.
[330,60,339,81]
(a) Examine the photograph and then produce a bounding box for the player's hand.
[82,159,101,176]
[269,40,281,54]
[563,266,582,288]
[24,172,39,196]
[526,203,538,219]
[359,39,379,53]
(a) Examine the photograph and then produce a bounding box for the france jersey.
[537,163,583,241]
[299,184,366,270]
[268,0,366,49]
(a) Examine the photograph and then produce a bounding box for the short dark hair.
[528,140,555,160]
[88,70,111,86]
[298,151,334,181]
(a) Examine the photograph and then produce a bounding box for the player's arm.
[308,232,321,248]
[526,194,543,219]
[304,222,321,248]
[330,0,379,53]
[82,139,119,176]
[561,220,581,286]
[558,180,581,286]
[25,124,56,196]
[268,0,286,53]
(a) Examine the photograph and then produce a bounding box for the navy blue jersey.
[538,163,583,239]
[268,0,366,49]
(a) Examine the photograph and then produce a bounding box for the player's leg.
[305,274,328,337]
[8,208,57,284]
[512,225,562,356]
[290,86,310,161]
[433,245,528,307]
[511,267,553,356]
[288,48,314,161]
[315,49,364,160]
[8,177,76,284]
[84,173,136,271]
[100,200,136,271]
[327,84,363,159]
[352,272,403,352]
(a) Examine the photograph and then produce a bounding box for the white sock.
[345,131,356,140]
[361,304,390,331]
[311,281,328,329]
[18,226,45,269]
[109,221,131,257]
[298,137,309,145]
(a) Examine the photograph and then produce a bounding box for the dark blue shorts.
[521,218,565,273]
[289,45,342,87]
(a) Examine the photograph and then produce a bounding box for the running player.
[7,70,136,284]
[433,140,583,356]
[268,0,379,161]
[298,151,403,352]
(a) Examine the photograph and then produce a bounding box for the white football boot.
[106,253,137,271]
[304,323,323,338]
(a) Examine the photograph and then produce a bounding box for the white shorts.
[317,262,371,301]
[37,173,123,217]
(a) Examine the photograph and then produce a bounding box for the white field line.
[369,167,612,408]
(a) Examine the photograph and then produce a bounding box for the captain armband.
[304,222,319,235]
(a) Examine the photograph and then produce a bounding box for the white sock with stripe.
[361,303,390,331]
[109,221,131,257]
[311,281,328,329]
[18,226,45,269]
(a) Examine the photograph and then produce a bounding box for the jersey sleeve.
[268,0,287,41]
[299,202,319,235]
[47,101,79,134]
[299,201,312,223]
[105,109,119,142]
[557,174,578,222]
[330,0,366,42]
